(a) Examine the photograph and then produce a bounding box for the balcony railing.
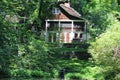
[40,31,87,43]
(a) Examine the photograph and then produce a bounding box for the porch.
[41,19,88,43]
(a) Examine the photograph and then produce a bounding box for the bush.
[114,73,120,80]
[31,70,44,78]
[65,73,82,80]
[0,69,10,78]
[10,69,51,78]
[52,69,59,78]
[10,69,31,77]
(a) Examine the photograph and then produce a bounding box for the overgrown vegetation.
[0,0,120,80]
[89,22,120,79]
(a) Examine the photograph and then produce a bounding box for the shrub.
[10,69,51,78]
[65,73,82,80]
[10,68,31,77]
[31,70,50,78]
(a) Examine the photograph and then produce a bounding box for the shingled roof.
[59,4,82,19]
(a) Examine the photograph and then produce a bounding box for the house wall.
[53,13,69,20]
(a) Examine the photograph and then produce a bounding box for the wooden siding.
[53,13,69,20]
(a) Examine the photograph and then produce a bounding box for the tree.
[89,22,120,79]
[0,0,56,77]
[71,0,119,39]
[0,14,18,77]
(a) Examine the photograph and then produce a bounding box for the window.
[79,34,82,38]
[75,33,78,38]
[52,8,61,14]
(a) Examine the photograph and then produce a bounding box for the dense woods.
[0,0,120,79]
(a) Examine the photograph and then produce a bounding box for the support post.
[64,32,67,43]
[71,21,74,32]
[84,20,87,41]
[58,21,61,43]
[51,34,53,43]
[70,21,74,42]
[58,21,60,31]
[45,20,48,42]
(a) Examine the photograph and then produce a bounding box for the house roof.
[59,4,81,19]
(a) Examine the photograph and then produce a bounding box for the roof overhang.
[59,4,83,20]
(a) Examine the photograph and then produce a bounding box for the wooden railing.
[40,31,87,43]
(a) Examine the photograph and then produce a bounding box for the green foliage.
[89,22,120,79]
[8,33,54,73]
[0,14,18,77]
[51,58,104,80]
[31,70,50,78]
[10,69,31,77]
[23,36,51,70]
[0,0,120,79]
[71,0,87,15]
[0,0,56,78]
[72,0,119,39]
[65,73,82,80]
[10,69,51,78]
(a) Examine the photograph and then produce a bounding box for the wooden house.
[41,0,88,43]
